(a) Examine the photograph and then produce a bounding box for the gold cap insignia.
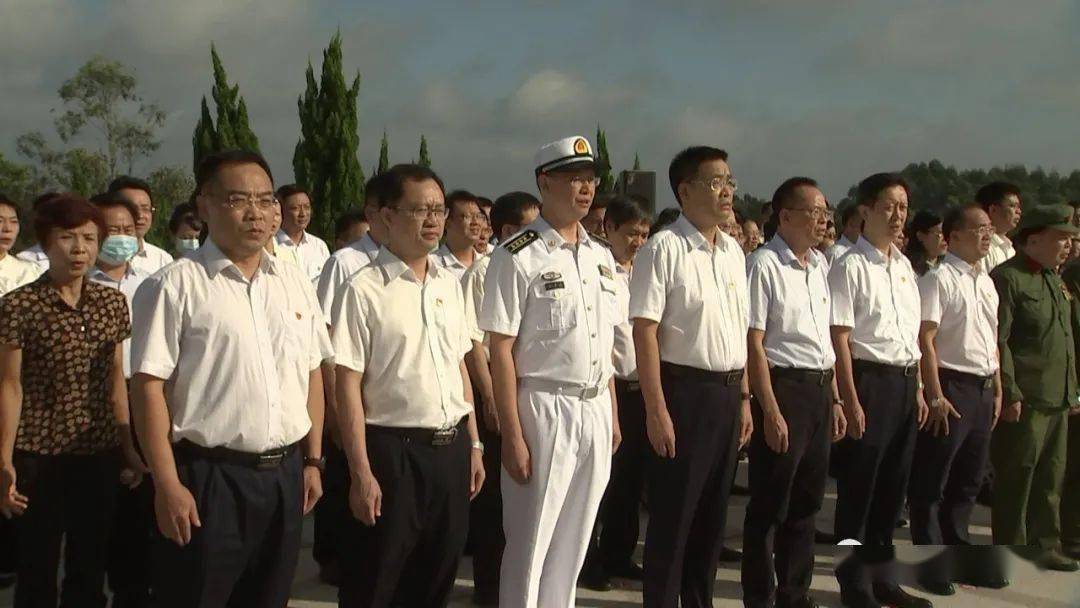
[573,138,589,155]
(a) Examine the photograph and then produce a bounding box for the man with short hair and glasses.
[435,190,485,280]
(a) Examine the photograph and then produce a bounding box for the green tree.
[144,165,196,249]
[377,129,390,174]
[54,56,165,177]
[0,153,35,205]
[293,32,365,239]
[417,134,431,168]
[192,45,262,172]
[16,131,108,196]
[594,126,614,194]
[632,152,641,171]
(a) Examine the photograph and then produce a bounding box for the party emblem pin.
[295,312,302,320]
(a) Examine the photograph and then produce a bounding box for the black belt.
[852,359,919,378]
[661,362,744,386]
[615,378,641,392]
[771,367,835,387]
[367,418,467,447]
[174,440,298,470]
[938,368,995,391]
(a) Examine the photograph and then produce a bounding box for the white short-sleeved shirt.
[918,252,999,376]
[462,253,492,347]
[826,234,857,265]
[982,232,1015,273]
[433,243,473,281]
[331,248,473,429]
[747,236,836,370]
[828,236,921,366]
[612,263,637,381]
[277,230,330,281]
[628,214,749,373]
[479,216,618,387]
[89,264,150,379]
[130,242,173,276]
[316,233,380,322]
[16,244,49,271]
[130,239,333,452]
[0,253,43,296]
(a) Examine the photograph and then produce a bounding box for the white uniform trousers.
[499,385,613,608]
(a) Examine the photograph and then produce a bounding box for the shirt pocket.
[278,309,311,356]
[599,277,619,325]
[533,288,577,337]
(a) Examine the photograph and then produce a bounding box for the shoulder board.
[503,230,539,255]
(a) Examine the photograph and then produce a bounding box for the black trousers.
[12,450,120,608]
[0,510,16,574]
[742,372,832,608]
[595,378,648,570]
[151,447,304,608]
[833,362,918,593]
[339,423,471,608]
[107,480,155,607]
[469,410,504,597]
[313,441,350,567]
[909,368,994,545]
[643,363,742,608]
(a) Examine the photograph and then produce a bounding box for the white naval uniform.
[478,216,618,608]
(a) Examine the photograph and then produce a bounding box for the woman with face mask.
[168,201,204,258]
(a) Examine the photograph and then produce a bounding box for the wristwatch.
[471,441,485,454]
[832,398,845,408]
[303,456,326,472]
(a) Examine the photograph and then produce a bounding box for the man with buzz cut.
[480,136,621,608]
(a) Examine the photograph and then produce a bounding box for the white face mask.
[175,237,200,253]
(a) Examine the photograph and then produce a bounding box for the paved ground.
[4,461,1079,607]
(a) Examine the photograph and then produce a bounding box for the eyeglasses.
[135,205,157,215]
[966,226,994,236]
[395,205,449,220]
[787,207,832,220]
[693,175,739,193]
[220,193,278,211]
[455,212,486,222]
[555,175,601,188]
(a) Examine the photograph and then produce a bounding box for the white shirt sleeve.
[463,267,485,343]
[316,256,345,322]
[746,256,772,332]
[302,278,334,370]
[828,259,857,328]
[455,282,473,357]
[628,241,667,323]
[130,275,182,381]
[329,279,371,374]
[918,271,943,326]
[478,250,527,337]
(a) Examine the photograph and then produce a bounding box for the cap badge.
[573,138,589,155]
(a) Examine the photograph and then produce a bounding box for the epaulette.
[503,230,539,255]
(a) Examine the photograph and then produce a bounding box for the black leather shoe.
[918,578,955,596]
[718,546,743,562]
[578,567,612,592]
[472,587,499,606]
[839,587,881,608]
[873,583,932,608]
[956,573,1009,589]
[607,561,644,581]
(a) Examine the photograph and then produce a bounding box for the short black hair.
[168,202,204,235]
[590,193,612,211]
[364,171,393,212]
[771,177,819,211]
[604,194,652,231]
[445,189,481,217]
[382,164,445,207]
[476,196,493,211]
[334,210,368,240]
[975,181,1022,211]
[840,202,861,227]
[490,191,540,237]
[0,193,19,218]
[108,175,153,200]
[89,191,140,225]
[650,207,682,237]
[195,149,274,195]
[34,194,106,247]
[275,184,309,204]
[32,192,62,210]
[942,203,984,239]
[856,172,909,208]
[668,146,729,206]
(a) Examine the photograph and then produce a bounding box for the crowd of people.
[0,136,1078,608]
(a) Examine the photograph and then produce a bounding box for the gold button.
[587,305,593,311]
[591,333,596,338]
[583,279,588,284]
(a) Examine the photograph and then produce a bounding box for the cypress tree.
[417,134,431,168]
[377,130,390,174]
[594,125,614,194]
[192,44,261,172]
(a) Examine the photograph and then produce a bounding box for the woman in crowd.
[904,209,947,275]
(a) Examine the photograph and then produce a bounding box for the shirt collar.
[434,243,469,269]
[199,238,278,279]
[88,264,141,282]
[837,234,857,249]
[671,214,723,252]
[991,232,1012,248]
[942,252,982,276]
[375,246,443,284]
[276,229,309,247]
[854,235,903,265]
[532,215,596,253]
[353,232,379,254]
[1015,250,1051,274]
[765,234,822,269]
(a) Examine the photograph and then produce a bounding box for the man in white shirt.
[434,190,484,280]
[742,177,847,608]
[276,184,331,281]
[582,194,652,590]
[826,202,862,264]
[480,136,620,608]
[976,181,1022,272]
[829,173,931,608]
[462,190,540,606]
[109,176,174,275]
[333,211,369,252]
[332,164,485,608]
[630,146,753,608]
[129,150,333,608]
[0,195,42,296]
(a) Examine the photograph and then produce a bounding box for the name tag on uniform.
[544,281,565,291]
[598,265,613,280]
[541,271,562,281]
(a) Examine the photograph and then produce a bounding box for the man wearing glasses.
[434,189,485,280]
[479,136,621,608]
[629,146,753,608]
[129,150,333,607]
[332,164,485,607]
[108,176,175,275]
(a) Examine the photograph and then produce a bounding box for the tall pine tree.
[417,134,431,168]
[377,129,390,174]
[293,32,365,239]
[594,125,614,194]
[633,152,641,171]
[192,45,260,172]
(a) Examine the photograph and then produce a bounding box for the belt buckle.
[626,381,641,392]
[256,452,284,470]
[432,428,457,446]
[816,371,830,387]
[903,364,918,377]
[580,385,601,399]
[982,377,994,390]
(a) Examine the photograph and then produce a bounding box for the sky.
[2,0,1079,208]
